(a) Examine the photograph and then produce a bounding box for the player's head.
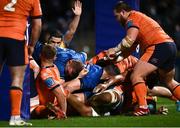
[113,1,132,26]
[65,59,84,81]
[41,44,57,62]
[47,28,66,48]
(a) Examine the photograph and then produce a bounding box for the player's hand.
[46,102,67,119]
[28,45,35,56]
[106,48,117,60]
[93,83,108,93]
[72,0,82,16]
[78,68,89,78]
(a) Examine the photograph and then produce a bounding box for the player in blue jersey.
[32,0,87,79]
[33,42,87,79]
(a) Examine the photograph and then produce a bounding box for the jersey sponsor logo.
[44,77,55,88]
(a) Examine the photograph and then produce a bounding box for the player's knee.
[81,106,92,116]
[130,72,144,85]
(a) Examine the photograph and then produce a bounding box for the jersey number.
[4,0,17,12]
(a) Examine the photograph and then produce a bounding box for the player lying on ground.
[63,54,172,116]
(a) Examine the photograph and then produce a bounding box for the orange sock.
[172,86,180,100]
[133,82,147,107]
[10,87,22,116]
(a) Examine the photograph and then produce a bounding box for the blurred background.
[141,0,180,51]
[40,0,95,58]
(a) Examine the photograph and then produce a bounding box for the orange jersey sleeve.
[40,65,64,90]
[126,11,173,49]
[0,0,42,40]
[36,65,63,105]
[115,55,138,73]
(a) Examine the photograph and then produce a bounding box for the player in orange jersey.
[0,0,42,126]
[106,1,180,116]
[32,44,67,119]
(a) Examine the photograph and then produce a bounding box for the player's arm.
[107,27,139,59]
[29,57,40,79]
[63,69,88,93]
[51,85,67,116]
[28,18,42,56]
[93,74,125,93]
[43,76,67,115]
[64,0,82,45]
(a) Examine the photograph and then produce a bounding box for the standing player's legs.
[9,65,27,118]
[3,38,31,126]
[130,60,157,115]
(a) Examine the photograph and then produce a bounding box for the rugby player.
[0,0,42,125]
[106,1,180,116]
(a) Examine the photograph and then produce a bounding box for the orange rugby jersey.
[0,0,42,40]
[115,55,138,73]
[126,10,173,50]
[36,65,65,105]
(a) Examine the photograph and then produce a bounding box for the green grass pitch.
[0,97,179,127]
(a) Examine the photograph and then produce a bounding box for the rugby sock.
[10,86,22,116]
[133,82,148,108]
[172,85,180,100]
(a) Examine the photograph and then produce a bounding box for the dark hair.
[48,28,63,43]
[65,60,84,81]
[41,44,57,60]
[114,1,132,12]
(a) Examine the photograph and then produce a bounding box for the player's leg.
[6,39,31,126]
[9,65,29,125]
[67,93,98,116]
[130,60,158,116]
[148,86,172,98]
[159,68,180,107]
